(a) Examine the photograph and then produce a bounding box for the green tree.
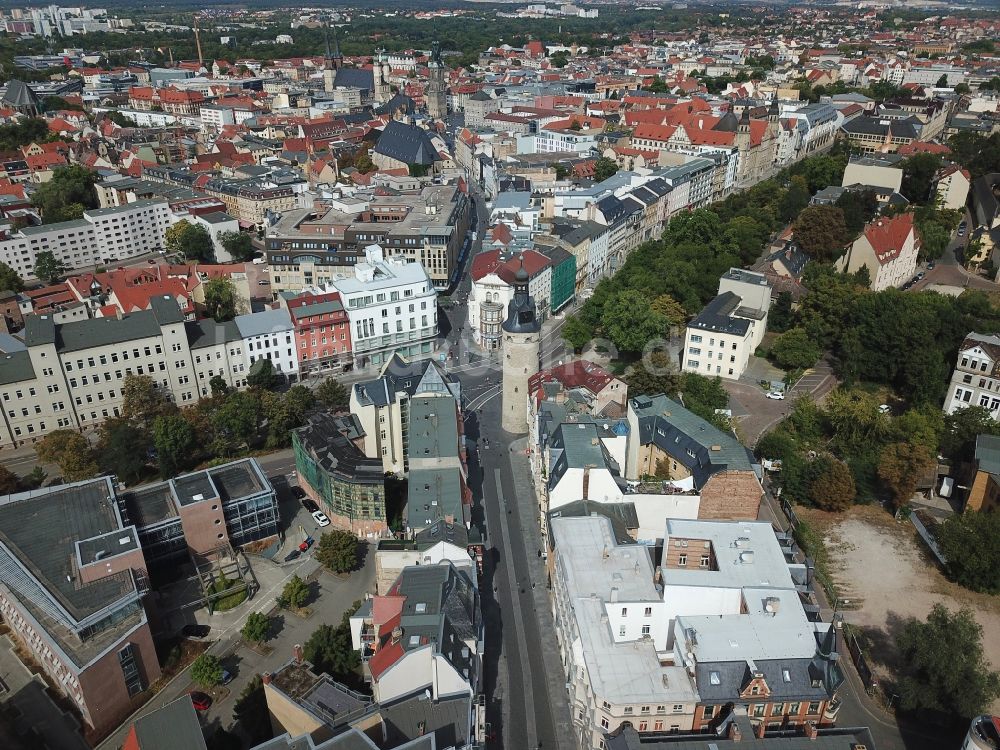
[316,377,350,411]
[935,73,949,88]
[834,189,878,235]
[241,612,271,644]
[153,414,197,477]
[279,574,310,609]
[30,164,98,223]
[769,327,821,370]
[897,604,1000,721]
[793,205,848,261]
[934,512,1000,594]
[768,291,794,333]
[232,675,271,744]
[0,463,20,494]
[809,458,856,511]
[878,441,933,509]
[0,262,24,293]
[593,157,618,182]
[900,153,942,204]
[190,653,224,688]
[122,374,174,424]
[209,374,230,395]
[166,220,214,262]
[211,391,260,455]
[202,276,239,321]
[626,351,680,397]
[36,429,99,482]
[0,117,48,151]
[218,231,256,262]
[316,530,360,573]
[33,250,66,284]
[303,616,364,690]
[97,419,150,484]
[247,358,277,390]
[778,175,810,222]
[561,314,593,351]
[680,373,730,429]
[940,406,1000,461]
[649,294,688,332]
[553,162,570,181]
[550,51,569,68]
[601,289,668,354]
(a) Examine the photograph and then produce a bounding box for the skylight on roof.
[710,671,721,685]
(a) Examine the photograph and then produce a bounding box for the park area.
[796,504,1000,714]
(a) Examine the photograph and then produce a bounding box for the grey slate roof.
[630,394,759,488]
[186,319,241,349]
[2,79,41,110]
[0,349,35,385]
[293,413,384,485]
[332,67,374,92]
[689,291,751,336]
[129,695,207,750]
[234,308,294,338]
[30,298,183,352]
[374,120,441,166]
[352,354,459,408]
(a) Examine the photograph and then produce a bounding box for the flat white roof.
[553,516,698,704]
[661,518,794,591]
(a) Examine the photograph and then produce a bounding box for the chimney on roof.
[262,672,272,685]
[804,721,818,740]
[728,720,742,742]
[755,720,766,739]
[293,644,303,663]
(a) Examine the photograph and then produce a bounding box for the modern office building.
[292,412,388,537]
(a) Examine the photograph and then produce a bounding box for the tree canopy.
[31,165,98,224]
[165,220,214,262]
[934,512,1000,594]
[33,250,66,284]
[203,276,239,321]
[316,530,361,573]
[219,231,256,262]
[897,604,1000,722]
[793,205,848,261]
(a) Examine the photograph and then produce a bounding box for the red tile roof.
[471,248,550,284]
[864,213,915,265]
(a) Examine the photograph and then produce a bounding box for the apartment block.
[682,269,772,381]
[405,394,471,532]
[320,245,439,369]
[0,199,174,279]
[0,296,257,448]
[349,560,483,704]
[265,183,471,292]
[549,515,844,750]
[350,353,462,475]
[943,332,1000,417]
[286,292,352,380]
[624,394,763,520]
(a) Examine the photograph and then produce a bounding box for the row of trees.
[562,148,851,358]
[34,372,351,483]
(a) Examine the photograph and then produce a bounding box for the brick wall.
[697,471,762,520]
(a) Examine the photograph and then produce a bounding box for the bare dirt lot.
[798,505,1000,712]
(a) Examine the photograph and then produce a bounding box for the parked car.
[220,669,234,686]
[311,510,331,527]
[298,536,315,552]
[916,271,925,280]
[181,624,210,639]
[927,261,935,270]
[291,486,305,500]
[765,391,785,400]
[301,498,319,513]
[189,691,212,711]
